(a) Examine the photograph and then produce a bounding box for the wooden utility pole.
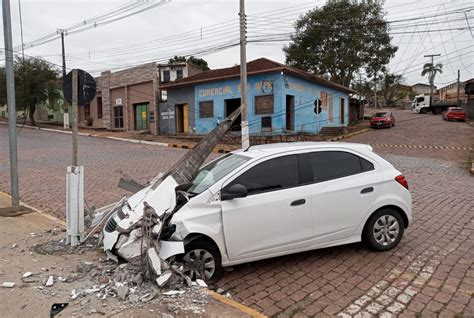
[374,75,377,109]
[239,0,249,150]
[60,30,70,129]
[72,69,78,166]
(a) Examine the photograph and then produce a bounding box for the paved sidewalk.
[0,193,254,318]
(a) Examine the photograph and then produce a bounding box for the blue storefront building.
[158,58,354,135]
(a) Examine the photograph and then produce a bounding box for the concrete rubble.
[80,108,242,294]
[2,282,16,288]
[2,108,243,316]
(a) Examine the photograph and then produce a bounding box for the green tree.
[0,57,60,125]
[168,55,210,71]
[421,62,443,96]
[284,0,397,86]
[379,72,407,107]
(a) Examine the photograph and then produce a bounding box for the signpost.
[63,69,96,246]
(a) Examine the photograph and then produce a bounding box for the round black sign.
[63,69,96,106]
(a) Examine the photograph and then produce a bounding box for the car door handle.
[361,187,374,194]
[290,199,306,206]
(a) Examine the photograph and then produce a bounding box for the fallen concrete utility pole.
[89,107,241,288]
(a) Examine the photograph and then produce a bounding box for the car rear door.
[220,154,314,262]
[304,150,381,244]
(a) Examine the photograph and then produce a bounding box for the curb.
[0,121,170,147]
[328,128,370,141]
[0,192,66,227]
[206,290,268,318]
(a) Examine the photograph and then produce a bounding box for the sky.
[0,0,473,88]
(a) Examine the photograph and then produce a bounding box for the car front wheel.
[179,240,222,282]
[365,208,404,251]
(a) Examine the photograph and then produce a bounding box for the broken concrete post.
[147,247,162,276]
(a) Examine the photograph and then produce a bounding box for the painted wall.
[162,72,349,135]
[161,86,195,134]
[194,73,285,134]
[284,74,349,133]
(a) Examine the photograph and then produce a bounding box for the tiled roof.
[160,57,354,94]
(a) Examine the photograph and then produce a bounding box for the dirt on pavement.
[0,194,249,318]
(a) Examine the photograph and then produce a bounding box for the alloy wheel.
[182,248,215,281]
[373,215,400,246]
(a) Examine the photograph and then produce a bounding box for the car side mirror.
[221,184,248,201]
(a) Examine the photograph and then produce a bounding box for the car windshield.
[187,153,251,194]
[374,112,388,117]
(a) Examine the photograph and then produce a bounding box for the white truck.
[412,94,458,114]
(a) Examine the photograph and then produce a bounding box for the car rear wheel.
[364,208,404,252]
[179,240,222,282]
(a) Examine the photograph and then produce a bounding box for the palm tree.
[421,63,443,97]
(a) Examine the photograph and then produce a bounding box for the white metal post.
[66,69,84,246]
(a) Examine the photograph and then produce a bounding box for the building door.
[176,104,185,133]
[114,106,124,128]
[286,95,294,130]
[340,98,345,124]
[134,103,149,130]
[225,98,241,131]
[183,103,189,133]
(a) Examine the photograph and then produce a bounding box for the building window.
[328,95,334,121]
[199,101,213,118]
[163,70,170,82]
[320,91,328,110]
[176,69,183,80]
[97,97,103,118]
[114,106,124,128]
[255,94,274,115]
[261,116,272,131]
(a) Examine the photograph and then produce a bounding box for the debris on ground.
[45,275,54,287]
[2,281,15,288]
[22,272,33,278]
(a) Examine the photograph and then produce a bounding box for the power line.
[15,1,171,51]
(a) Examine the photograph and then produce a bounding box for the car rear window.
[449,108,464,113]
[310,151,374,183]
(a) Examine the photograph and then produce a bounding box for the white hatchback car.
[162,142,412,281]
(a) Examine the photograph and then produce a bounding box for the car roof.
[233,142,373,159]
[448,107,463,110]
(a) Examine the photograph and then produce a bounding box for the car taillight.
[395,175,409,189]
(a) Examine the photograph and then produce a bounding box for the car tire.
[364,208,404,252]
[178,240,222,282]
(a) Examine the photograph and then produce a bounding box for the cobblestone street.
[0,109,473,317]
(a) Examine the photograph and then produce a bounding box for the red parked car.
[370,111,395,129]
[442,107,466,121]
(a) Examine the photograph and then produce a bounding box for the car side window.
[228,155,299,195]
[310,151,374,183]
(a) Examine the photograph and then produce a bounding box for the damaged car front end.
[91,108,242,285]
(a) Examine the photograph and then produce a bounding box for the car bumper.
[371,122,391,127]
